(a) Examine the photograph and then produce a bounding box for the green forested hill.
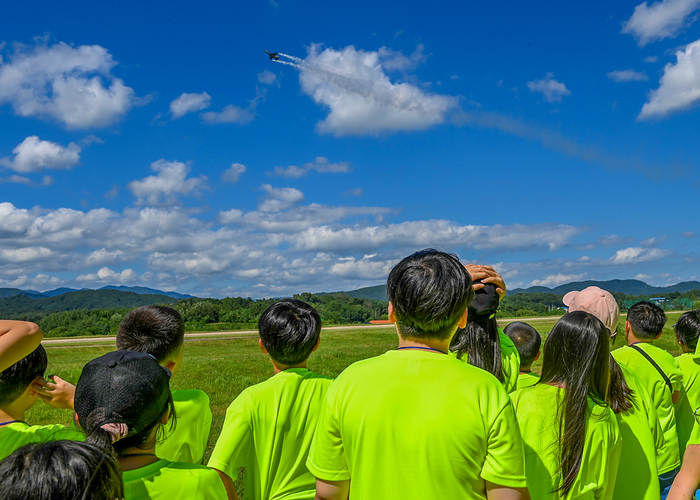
[0,289,177,317]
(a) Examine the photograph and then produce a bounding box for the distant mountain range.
[0,285,193,300]
[336,279,700,301]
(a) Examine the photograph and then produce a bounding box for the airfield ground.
[29,312,685,493]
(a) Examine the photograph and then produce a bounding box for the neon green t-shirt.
[687,419,700,446]
[156,389,212,464]
[499,329,521,393]
[0,422,84,461]
[518,371,540,389]
[612,343,682,473]
[511,384,621,500]
[307,350,527,500]
[123,459,228,500]
[675,352,700,457]
[208,368,332,500]
[613,364,663,500]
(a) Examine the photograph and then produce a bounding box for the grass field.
[26,312,686,492]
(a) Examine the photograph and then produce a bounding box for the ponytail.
[450,317,504,382]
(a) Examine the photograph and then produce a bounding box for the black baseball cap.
[468,280,500,321]
[75,350,171,437]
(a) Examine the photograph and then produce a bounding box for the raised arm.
[0,321,44,372]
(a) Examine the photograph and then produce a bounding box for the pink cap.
[563,286,620,333]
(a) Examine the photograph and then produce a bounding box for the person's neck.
[271,359,308,375]
[0,403,26,424]
[398,336,451,354]
[682,345,695,354]
[627,332,653,346]
[119,445,160,471]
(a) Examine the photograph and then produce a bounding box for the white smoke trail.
[274,51,446,115]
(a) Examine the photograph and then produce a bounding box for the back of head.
[563,286,620,335]
[258,299,322,366]
[674,310,700,350]
[116,305,184,363]
[387,249,473,341]
[541,311,611,498]
[0,345,47,407]
[504,321,541,366]
[75,350,175,454]
[627,301,666,340]
[0,440,123,500]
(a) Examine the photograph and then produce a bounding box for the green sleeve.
[306,389,350,481]
[481,400,527,488]
[207,392,253,480]
[670,359,684,392]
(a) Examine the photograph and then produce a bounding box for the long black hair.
[0,440,124,500]
[607,355,634,414]
[450,316,504,382]
[540,311,611,498]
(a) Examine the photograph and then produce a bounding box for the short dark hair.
[0,345,47,406]
[0,440,124,500]
[258,299,322,366]
[627,301,666,340]
[387,249,473,341]
[117,305,185,362]
[504,321,541,366]
[675,310,700,350]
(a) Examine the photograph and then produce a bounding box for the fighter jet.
[264,50,280,61]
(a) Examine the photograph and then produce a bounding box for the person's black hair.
[540,311,610,498]
[258,299,322,366]
[674,310,700,350]
[504,321,541,366]
[117,305,185,362]
[626,301,666,340]
[607,355,634,414]
[0,345,47,406]
[387,249,473,341]
[451,317,504,382]
[0,440,124,500]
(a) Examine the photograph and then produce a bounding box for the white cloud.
[170,92,211,119]
[639,39,700,119]
[527,73,571,103]
[0,40,138,128]
[622,0,700,46]
[258,184,305,212]
[609,246,671,264]
[607,69,649,82]
[298,44,458,136]
[128,160,209,205]
[77,266,137,283]
[641,235,668,247]
[529,273,587,287]
[344,188,363,197]
[272,157,351,178]
[645,55,660,63]
[258,70,278,86]
[201,89,265,124]
[682,231,697,238]
[377,44,427,72]
[0,136,80,173]
[222,163,246,183]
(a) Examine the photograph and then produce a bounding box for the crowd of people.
[0,248,699,499]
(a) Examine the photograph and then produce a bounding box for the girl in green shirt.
[512,311,621,499]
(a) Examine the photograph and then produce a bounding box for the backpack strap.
[629,344,673,394]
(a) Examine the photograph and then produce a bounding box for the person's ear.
[259,338,269,354]
[27,376,43,397]
[457,308,468,329]
[311,337,321,352]
[534,351,541,362]
[388,302,397,323]
[625,321,632,335]
[161,408,170,425]
[655,331,663,340]
[164,361,177,373]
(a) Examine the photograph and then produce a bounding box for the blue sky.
[0,0,699,298]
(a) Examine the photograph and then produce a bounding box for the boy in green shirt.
[116,305,213,464]
[307,249,529,500]
[611,301,682,498]
[673,310,700,458]
[0,344,83,461]
[209,299,332,500]
[503,321,541,388]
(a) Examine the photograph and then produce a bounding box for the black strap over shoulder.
[629,344,674,394]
